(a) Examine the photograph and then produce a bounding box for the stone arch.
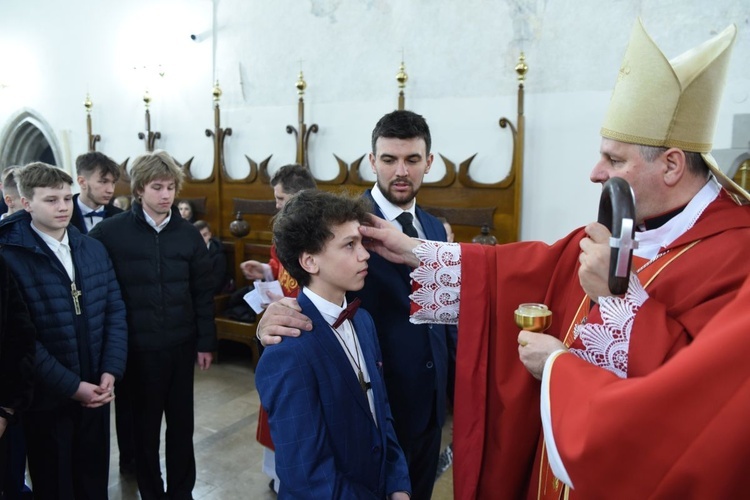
[0,109,63,169]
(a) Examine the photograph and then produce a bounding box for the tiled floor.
[106,342,454,499]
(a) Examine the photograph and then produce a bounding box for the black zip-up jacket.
[0,254,36,415]
[89,202,217,353]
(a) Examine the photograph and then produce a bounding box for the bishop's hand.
[359,214,421,268]
[517,331,567,380]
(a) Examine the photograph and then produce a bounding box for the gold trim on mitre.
[601,19,750,205]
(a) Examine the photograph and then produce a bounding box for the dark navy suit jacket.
[352,190,457,439]
[70,193,123,235]
[256,292,411,499]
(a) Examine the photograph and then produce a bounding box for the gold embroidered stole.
[277,266,300,297]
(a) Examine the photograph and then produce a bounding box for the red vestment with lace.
[451,192,750,499]
[545,272,750,499]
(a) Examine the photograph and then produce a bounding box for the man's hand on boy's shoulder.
[389,492,411,500]
[257,297,312,346]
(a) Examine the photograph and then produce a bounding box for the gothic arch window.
[0,109,63,169]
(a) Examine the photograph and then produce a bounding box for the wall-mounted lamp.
[84,93,101,152]
[138,90,161,152]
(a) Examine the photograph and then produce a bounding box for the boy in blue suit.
[255,190,411,499]
[258,110,457,499]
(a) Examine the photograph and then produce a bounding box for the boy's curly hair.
[273,190,371,287]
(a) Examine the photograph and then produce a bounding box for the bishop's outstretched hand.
[359,213,422,268]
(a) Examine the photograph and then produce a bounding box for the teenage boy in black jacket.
[90,150,216,500]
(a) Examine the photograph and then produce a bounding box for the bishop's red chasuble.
[452,192,750,499]
[546,272,750,499]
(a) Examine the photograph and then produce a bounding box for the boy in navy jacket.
[0,162,127,499]
[256,190,410,499]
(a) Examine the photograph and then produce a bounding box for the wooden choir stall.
[95,55,530,368]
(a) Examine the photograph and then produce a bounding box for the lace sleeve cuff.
[409,241,461,325]
[568,273,649,378]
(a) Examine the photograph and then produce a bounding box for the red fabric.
[256,406,275,449]
[257,245,300,450]
[548,273,750,499]
[269,246,300,298]
[452,192,750,499]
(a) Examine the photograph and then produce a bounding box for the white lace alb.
[569,274,648,378]
[409,241,461,325]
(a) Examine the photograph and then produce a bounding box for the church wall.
[1,0,748,242]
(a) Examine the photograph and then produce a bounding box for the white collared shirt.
[31,223,74,281]
[371,183,425,239]
[634,179,720,260]
[302,287,377,424]
[143,209,171,233]
[77,198,105,232]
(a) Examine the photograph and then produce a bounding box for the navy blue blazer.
[256,292,411,499]
[70,193,123,235]
[352,191,457,438]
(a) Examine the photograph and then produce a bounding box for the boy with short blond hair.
[0,162,127,499]
[255,190,410,499]
[89,150,216,499]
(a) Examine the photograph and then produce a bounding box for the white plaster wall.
[0,0,748,242]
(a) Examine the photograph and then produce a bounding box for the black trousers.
[1,422,30,500]
[0,429,6,497]
[128,341,196,500]
[23,402,110,500]
[114,376,135,467]
[395,401,442,500]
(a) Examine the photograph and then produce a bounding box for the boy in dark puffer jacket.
[0,162,127,500]
[89,150,216,500]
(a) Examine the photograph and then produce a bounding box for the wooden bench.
[211,240,272,369]
[214,293,260,367]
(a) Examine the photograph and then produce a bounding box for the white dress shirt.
[31,223,74,281]
[77,198,105,232]
[302,287,377,424]
[143,208,171,233]
[371,183,425,238]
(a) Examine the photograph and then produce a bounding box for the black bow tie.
[85,210,106,219]
[332,298,361,329]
